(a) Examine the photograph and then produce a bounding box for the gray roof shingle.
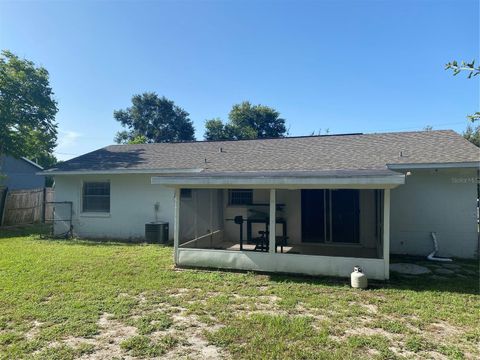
[46,130,479,175]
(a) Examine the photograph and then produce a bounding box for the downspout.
[427,232,452,262]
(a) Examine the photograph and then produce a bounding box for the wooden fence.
[0,187,54,226]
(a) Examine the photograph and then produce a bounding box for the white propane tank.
[351,266,368,289]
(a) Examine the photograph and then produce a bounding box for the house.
[42,130,479,280]
[0,155,44,190]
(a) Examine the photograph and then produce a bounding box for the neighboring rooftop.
[45,130,479,175]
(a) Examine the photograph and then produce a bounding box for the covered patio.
[153,169,404,280]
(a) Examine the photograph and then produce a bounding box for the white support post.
[174,188,180,265]
[193,190,198,240]
[383,188,391,280]
[269,189,276,254]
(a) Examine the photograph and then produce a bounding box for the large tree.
[114,93,195,143]
[0,50,58,165]
[204,101,287,141]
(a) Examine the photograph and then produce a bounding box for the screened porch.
[177,188,386,259]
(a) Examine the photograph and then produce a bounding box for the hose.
[427,232,452,262]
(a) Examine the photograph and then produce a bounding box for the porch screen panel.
[301,190,326,243]
[179,189,224,249]
[331,190,360,243]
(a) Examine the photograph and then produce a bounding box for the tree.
[445,60,480,121]
[463,124,480,147]
[0,50,58,162]
[126,134,148,144]
[203,118,230,141]
[204,101,287,141]
[114,93,195,143]
[445,60,479,78]
[114,131,148,145]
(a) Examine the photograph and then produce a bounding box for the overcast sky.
[1,0,478,161]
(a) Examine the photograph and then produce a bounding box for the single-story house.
[42,130,479,280]
[1,155,44,190]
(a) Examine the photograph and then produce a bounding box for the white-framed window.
[228,189,253,205]
[82,181,110,213]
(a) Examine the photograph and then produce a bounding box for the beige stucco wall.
[390,168,478,259]
[54,174,175,239]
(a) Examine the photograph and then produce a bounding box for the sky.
[1,0,478,161]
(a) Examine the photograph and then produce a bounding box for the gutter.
[387,161,480,170]
[21,157,44,170]
[37,168,204,176]
[151,174,405,188]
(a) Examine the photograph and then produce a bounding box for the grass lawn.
[0,225,478,360]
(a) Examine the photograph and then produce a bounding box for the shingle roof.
[46,130,479,175]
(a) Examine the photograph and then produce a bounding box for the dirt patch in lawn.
[35,313,137,360]
[75,313,138,359]
[160,310,227,359]
[72,304,229,360]
[427,321,463,338]
[24,320,43,340]
[345,326,394,339]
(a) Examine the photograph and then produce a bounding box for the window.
[228,189,253,205]
[82,181,110,213]
[180,189,192,199]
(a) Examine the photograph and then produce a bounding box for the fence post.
[42,187,46,223]
[0,187,8,227]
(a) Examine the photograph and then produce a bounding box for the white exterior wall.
[53,168,478,260]
[177,248,386,280]
[54,174,175,239]
[390,168,478,259]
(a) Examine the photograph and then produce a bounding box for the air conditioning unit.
[145,221,169,244]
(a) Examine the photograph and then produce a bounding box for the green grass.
[120,334,178,357]
[128,312,173,335]
[0,225,478,359]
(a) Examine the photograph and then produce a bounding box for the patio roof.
[151,168,405,188]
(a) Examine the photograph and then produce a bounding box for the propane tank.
[351,266,368,289]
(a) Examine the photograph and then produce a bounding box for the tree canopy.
[463,124,480,147]
[204,101,287,141]
[114,93,196,144]
[0,50,58,166]
[445,59,480,147]
[445,59,480,122]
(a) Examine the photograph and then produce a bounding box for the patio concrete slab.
[434,268,456,275]
[390,263,432,275]
[441,263,462,270]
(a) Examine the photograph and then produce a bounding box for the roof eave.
[20,157,44,170]
[151,174,405,189]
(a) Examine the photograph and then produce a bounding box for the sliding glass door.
[331,190,360,243]
[301,189,360,244]
[301,190,326,243]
